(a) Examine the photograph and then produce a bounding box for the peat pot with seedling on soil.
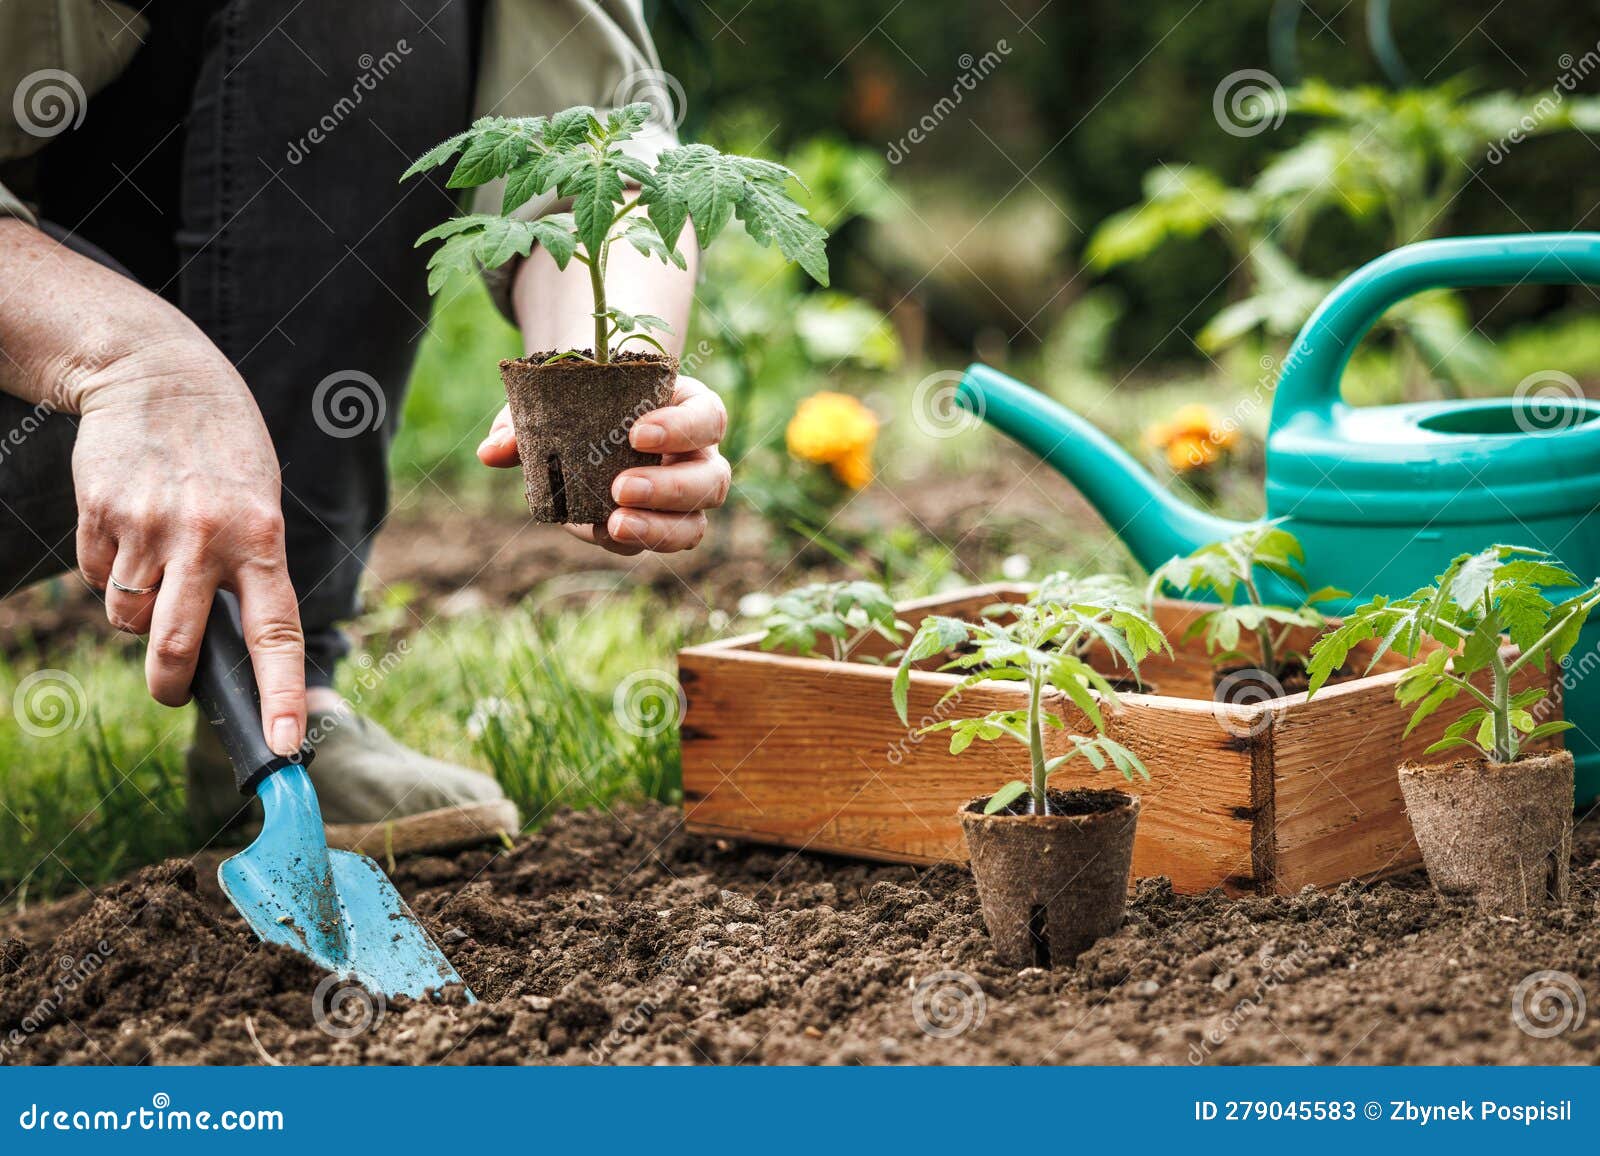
[1308,545,1600,914]
[1148,523,1345,705]
[891,575,1169,968]
[405,103,829,525]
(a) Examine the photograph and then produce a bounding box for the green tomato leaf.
[984,781,1028,814]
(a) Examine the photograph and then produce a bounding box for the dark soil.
[4,801,1600,1066]
[1213,661,1310,700]
[977,787,1130,818]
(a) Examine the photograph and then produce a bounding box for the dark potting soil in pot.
[500,350,678,526]
[7,801,1600,1066]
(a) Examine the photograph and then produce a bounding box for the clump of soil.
[5,803,1600,1065]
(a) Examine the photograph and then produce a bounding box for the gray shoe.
[187,707,519,857]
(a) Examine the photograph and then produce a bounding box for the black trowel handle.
[191,590,312,796]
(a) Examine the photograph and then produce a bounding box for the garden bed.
[2,801,1597,1065]
[680,584,1562,894]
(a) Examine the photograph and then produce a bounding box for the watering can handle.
[190,590,313,797]
[1271,232,1600,429]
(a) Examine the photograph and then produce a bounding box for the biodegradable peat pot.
[1397,750,1574,913]
[959,788,1140,968]
[499,351,678,525]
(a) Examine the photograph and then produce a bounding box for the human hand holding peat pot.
[1148,522,1346,703]
[891,574,1169,968]
[1307,545,1600,912]
[404,103,829,551]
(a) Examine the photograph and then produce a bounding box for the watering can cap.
[1265,233,1600,526]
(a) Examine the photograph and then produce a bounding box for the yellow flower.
[830,444,875,489]
[786,391,878,488]
[1143,404,1237,473]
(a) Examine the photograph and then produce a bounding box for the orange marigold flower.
[786,392,878,486]
[830,444,875,489]
[1144,404,1236,473]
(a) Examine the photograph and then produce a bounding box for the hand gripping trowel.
[190,591,471,999]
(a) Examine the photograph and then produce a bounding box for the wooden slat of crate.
[678,584,1566,895]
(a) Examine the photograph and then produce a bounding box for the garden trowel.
[190,591,471,1000]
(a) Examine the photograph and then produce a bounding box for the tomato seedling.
[892,574,1169,815]
[404,103,829,363]
[1307,545,1600,763]
[759,580,906,663]
[1148,522,1345,680]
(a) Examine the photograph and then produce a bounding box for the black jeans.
[0,0,477,685]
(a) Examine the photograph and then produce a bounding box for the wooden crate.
[678,584,1565,895]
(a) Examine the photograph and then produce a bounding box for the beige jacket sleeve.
[472,0,679,319]
[0,0,148,227]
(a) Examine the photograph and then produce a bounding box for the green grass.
[0,590,695,908]
[389,277,521,502]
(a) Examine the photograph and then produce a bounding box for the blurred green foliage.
[655,0,1600,361]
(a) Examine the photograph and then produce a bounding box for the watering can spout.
[956,364,1249,572]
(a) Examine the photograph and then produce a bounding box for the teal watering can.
[959,233,1600,801]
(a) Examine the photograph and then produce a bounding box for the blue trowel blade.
[217,765,471,1000]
